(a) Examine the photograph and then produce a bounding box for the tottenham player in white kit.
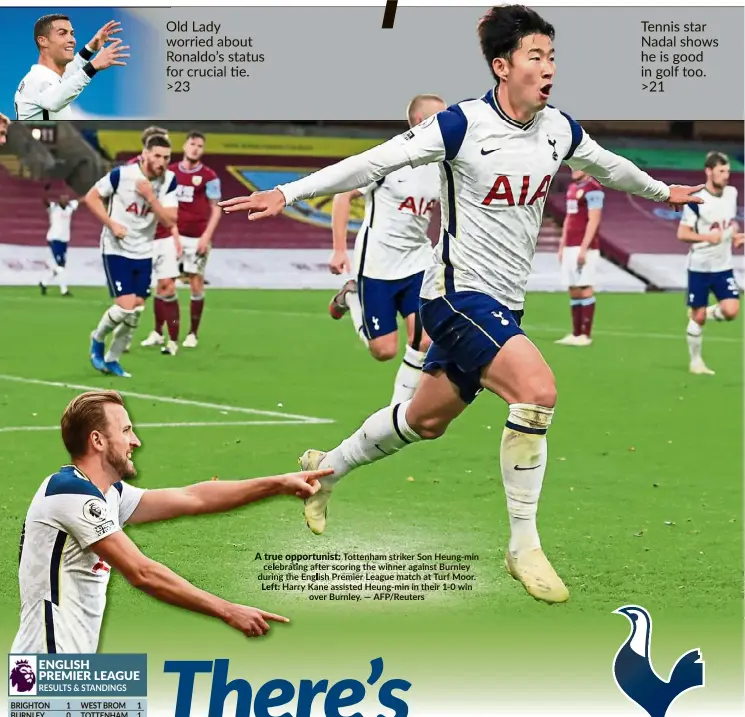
[11,390,331,653]
[85,135,178,378]
[220,5,703,604]
[679,151,744,375]
[15,16,129,121]
[329,94,444,404]
[40,191,78,296]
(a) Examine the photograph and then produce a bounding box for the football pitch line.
[0,374,334,425]
[0,420,316,433]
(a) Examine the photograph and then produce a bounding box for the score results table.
[7,699,146,716]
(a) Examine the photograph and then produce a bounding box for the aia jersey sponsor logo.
[231,165,366,231]
[92,556,111,574]
[482,174,552,207]
[125,201,152,218]
[398,197,436,216]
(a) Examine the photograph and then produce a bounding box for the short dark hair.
[61,391,124,459]
[145,134,171,150]
[186,131,205,142]
[478,5,555,81]
[704,151,729,170]
[34,14,70,51]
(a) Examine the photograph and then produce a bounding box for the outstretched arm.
[94,531,288,637]
[219,109,463,219]
[126,469,332,524]
[566,131,703,206]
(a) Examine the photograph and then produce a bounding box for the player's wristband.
[83,62,98,79]
[79,45,95,61]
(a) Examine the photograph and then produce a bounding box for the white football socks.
[93,305,130,343]
[105,307,142,363]
[345,291,369,347]
[319,399,421,486]
[390,345,426,405]
[501,403,554,555]
[686,319,703,363]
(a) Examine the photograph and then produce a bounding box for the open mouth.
[539,84,552,99]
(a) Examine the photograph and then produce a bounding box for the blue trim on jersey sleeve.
[113,481,123,495]
[687,202,701,216]
[45,467,104,499]
[585,190,604,209]
[167,175,178,193]
[205,177,222,201]
[109,167,121,193]
[560,111,584,160]
[437,105,468,162]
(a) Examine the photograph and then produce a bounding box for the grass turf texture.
[0,287,741,705]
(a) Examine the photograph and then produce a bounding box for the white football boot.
[140,331,164,347]
[299,449,333,535]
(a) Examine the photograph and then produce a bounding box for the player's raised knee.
[722,304,739,320]
[369,343,398,362]
[519,380,557,409]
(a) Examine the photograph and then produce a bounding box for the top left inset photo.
[2,7,157,120]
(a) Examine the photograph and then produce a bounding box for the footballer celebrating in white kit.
[679,150,743,375]
[328,94,443,404]
[40,190,78,297]
[15,16,129,121]
[220,5,703,605]
[85,135,178,377]
[11,390,331,653]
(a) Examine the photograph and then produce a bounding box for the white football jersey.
[46,200,79,242]
[11,465,145,654]
[14,49,96,121]
[96,163,178,259]
[278,87,669,311]
[353,163,439,280]
[679,185,739,273]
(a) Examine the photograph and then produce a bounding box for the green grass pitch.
[0,286,741,655]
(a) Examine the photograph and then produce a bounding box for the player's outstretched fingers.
[218,195,253,209]
[260,610,290,624]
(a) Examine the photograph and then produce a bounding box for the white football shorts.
[561,246,599,288]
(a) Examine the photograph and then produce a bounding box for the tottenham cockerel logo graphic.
[613,605,704,716]
[9,658,36,694]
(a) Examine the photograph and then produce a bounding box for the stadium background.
[0,120,743,714]
[0,118,742,291]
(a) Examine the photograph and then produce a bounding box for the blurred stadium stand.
[0,119,741,291]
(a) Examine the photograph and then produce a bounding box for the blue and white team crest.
[229,166,366,231]
[612,605,704,716]
[9,655,37,696]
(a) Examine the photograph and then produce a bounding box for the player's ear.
[90,430,105,452]
[491,57,508,83]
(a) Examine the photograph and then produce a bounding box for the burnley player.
[220,6,704,605]
[555,169,604,346]
[12,390,333,653]
[328,94,443,404]
[678,151,743,375]
[41,189,79,297]
[123,126,180,354]
[85,135,178,377]
[15,16,128,120]
[141,131,221,350]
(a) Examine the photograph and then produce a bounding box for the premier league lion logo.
[10,659,36,693]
